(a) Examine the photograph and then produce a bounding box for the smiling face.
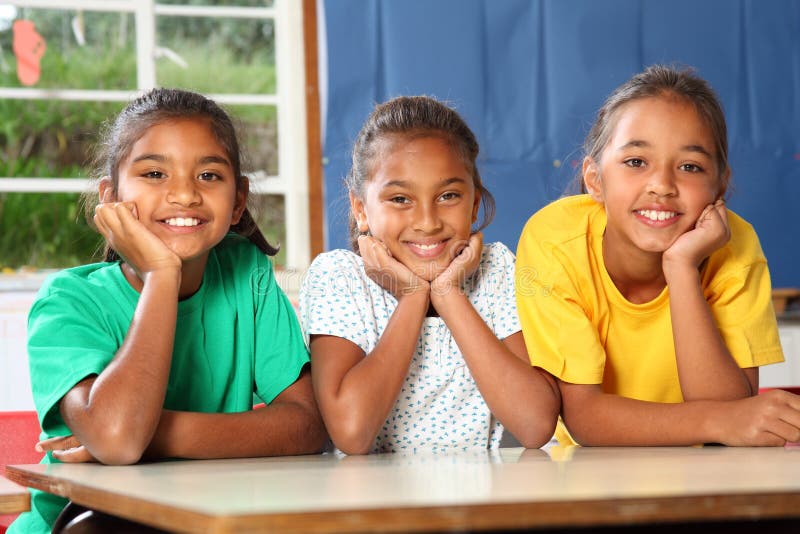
[584,95,726,258]
[350,135,480,281]
[102,117,246,266]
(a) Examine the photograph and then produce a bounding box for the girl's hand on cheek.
[663,200,730,270]
[358,235,429,298]
[431,232,483,301]
[94,202,182,278]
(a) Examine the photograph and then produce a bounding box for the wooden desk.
[7,446,800,533]
[0,474,30,514]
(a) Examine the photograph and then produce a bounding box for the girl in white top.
[300,96,560,454]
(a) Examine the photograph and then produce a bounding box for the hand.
[715,390,800,446]
[664,200,730,269]
[358,235,429,298]
[36,435,97,463]
[430,232,483,300]
[94,202,182,278]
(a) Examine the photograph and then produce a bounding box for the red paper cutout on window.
[13,20,47,86]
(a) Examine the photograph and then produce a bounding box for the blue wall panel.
[323,0,800,287]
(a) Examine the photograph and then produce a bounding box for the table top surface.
[0,474,30,514]
[7,446,800,533]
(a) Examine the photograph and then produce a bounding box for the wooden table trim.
[0,474,30,515]
[5,465,212,532]
[7,463,800,534]
[206,493,800,534]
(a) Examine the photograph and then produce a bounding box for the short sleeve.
[248,254,310,404]
[477,243,521,340]
[299,251,376,354]
[515,224,606,384]
[707,260,784,367]
[27,279,122,432]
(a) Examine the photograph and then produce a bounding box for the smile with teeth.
[164,217,201,227]
[406,240,448,257]
[636,209,677,222]
[410,242,442,250]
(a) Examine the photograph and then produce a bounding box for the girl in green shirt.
[12,88,326,534]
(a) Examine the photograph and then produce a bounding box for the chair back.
[0,411,42,533]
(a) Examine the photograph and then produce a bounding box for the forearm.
[434,293,560,448]
[147,405,327,459]
[666,263,751,399]
[563,391,722,446]
[63,269,180,464]
[321,290,429,453]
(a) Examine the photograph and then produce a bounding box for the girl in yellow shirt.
[516,65,800,446]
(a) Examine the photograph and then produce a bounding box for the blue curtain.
[322,0,800,287]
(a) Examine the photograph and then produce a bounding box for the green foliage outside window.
[0,5,282,270]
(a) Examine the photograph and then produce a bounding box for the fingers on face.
[356,234,375,259]
[456,232,483,264]
[358,235,391,262]
[94,202,140,238]
[714,199,729,225]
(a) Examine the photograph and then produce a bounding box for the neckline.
[591,209,670,313]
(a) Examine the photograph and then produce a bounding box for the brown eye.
[624,158,645,168]
[679,163,703,173]
[199,172,221,181]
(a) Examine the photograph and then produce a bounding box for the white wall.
[761,322,800,389]
[0,287,38,411]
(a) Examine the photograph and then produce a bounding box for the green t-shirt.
[11,234,309,534]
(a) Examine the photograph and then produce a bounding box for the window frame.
[0,0,319,269]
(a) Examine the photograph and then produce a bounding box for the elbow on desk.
[95,449,143,466]
[513,424,558,450]
[90,444,144,466]
[327,423,374,455]
[85,427,148,466]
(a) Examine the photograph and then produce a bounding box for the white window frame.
[0,0,311,269]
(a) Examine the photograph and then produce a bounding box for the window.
[0,0,319,271]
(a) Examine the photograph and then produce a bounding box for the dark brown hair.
[345,95,495,250]
[86,88,277,261]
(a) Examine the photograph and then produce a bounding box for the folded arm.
[58,268,181,465]
[560,381,800,446]
[44,368,326,462]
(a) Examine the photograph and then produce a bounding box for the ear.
[582,157,604,203]
[231,176,249,225]
[471,188,482,224]
[349,191,370,233]
[98,177,116,203]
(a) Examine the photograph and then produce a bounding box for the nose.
[646,166,677,198]
[412,202,443,234]
[166,175,201,206]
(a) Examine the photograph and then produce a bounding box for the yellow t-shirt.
[516,195,784,443]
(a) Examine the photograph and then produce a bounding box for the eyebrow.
[381,176,468,189]
[130,154,231,167]
[617,140,712,157]
[131,153,166,164]
[199,155,232,167]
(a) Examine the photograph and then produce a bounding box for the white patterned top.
[299,242,521,453]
